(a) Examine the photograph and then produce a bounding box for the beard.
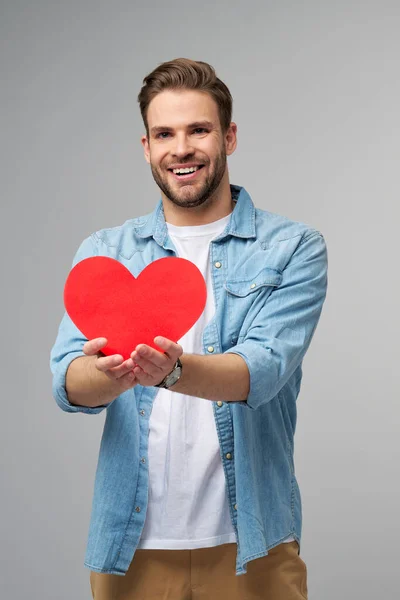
[150,146,227,209]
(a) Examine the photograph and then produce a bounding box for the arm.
[130,345,250,401]
[130,231,328,409]
[65,340,138,408]
[50,236,138,413]
[171,352,249,400]
[65,356,111,407]
[224,230,328,409]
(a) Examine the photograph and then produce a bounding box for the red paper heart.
[64,256,207,360]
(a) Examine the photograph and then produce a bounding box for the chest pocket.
[224,267,283,342]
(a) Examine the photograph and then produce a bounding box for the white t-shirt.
[137,214,294,549]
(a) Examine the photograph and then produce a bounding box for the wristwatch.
[154,357,183,389]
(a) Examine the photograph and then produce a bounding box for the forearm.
[66,356,123,408]
[170,352,250,402]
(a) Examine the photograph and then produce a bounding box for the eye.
[156,132,171,139]
[193,128,208,134]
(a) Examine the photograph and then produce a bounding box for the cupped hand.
[82,337,138,390]
[130,336,183,387]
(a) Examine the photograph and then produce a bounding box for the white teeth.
[172,166,200,174]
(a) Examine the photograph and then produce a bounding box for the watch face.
[165,366,182,387]
[164,361,182,388]
[156,358,182,389]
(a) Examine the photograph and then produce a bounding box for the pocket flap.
[225,268,282,297]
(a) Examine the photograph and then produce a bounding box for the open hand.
[82,337,137,390]
[130,336,183,387]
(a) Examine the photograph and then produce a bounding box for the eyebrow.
[150,120,215,136]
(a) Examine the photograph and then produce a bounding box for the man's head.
[138,58,237,211]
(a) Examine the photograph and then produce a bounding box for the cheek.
[205,141,224,162]
[148,144,165,163]
[150,153,166,170]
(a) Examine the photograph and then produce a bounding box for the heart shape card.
[64,256,207,360]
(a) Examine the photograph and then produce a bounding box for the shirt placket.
[204,240,239,530]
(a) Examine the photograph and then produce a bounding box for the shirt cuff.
[224,341,275,411]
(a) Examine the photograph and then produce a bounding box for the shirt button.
[250,283,256,289]
[141,457,146,464]
[135,506,141,513]
[139,410,145,416]
[234,504,238,510]
[214,261,222,268]
[217,401,223,407]
[226,453,232,460]
[207,346,214,353]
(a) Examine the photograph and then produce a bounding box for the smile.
[168,165,205,181]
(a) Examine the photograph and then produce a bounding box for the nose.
[172,133,195,158]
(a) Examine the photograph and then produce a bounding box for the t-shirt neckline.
[166,212,232,238]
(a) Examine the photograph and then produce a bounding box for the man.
[50,57,327,599]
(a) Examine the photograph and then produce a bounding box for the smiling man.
[145,90,232,221]
[50,58,328,600]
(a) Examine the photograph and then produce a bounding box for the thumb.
[82,337,108,356]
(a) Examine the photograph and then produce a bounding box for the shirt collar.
[132,184,256,248]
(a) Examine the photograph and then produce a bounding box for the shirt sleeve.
[49,234,111,414]
[225,230,328,411]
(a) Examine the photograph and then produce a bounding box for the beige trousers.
[89,540,308,599]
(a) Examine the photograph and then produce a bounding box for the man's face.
[142,89,233,209]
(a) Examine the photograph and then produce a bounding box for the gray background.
[1,1,399,598]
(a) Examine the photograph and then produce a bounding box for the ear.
[141,135,151,164]
[225,122,237,157]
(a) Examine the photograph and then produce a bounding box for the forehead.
[147,89,220,129]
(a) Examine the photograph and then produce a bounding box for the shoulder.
[249,207,326,273]
[88,211,154,259]
[254,206,324,249]
[93,211,152,244]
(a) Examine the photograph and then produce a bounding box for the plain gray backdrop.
[1,1,399,598]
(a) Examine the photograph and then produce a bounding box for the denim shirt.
[50,184,328,576]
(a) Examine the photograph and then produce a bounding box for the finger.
[133,345,169,369]
[108,367,137,391]
[132,366,154,386]
[95,354,125,372]
[153,337,183,359]
[119,370,137,389]
[130,352,163,378]
[83,337,108,356]
[107,358,137,379]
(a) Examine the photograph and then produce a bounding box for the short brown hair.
[137,58,233,138]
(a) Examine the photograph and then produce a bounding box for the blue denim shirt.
[50,184,328,576]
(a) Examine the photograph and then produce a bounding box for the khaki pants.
[90,541,308,599]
